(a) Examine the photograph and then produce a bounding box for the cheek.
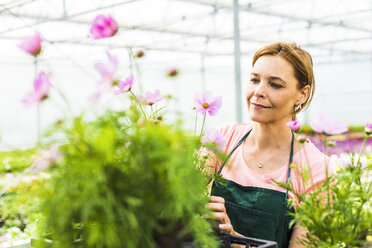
[276,94,296,110]
[271,94,294,110]
[245,85,254,99]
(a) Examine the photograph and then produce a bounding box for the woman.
[208,42,334,248]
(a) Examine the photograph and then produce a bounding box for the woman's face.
[246,55,306,124]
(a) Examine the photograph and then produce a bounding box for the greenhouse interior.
[0,0,371,247]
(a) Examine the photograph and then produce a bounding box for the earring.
[294,104,302,112]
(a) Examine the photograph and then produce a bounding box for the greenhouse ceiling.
[1,0,372,64]
[1,0,372,148]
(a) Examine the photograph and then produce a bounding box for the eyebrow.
[250,73,287,85]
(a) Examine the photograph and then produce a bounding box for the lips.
[251,102,270,108]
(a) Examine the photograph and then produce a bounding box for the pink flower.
[114,74,134,95]
[90,51,118,101]
[18,32,42,57]
[311,113,348,135]
[95,51,118,84]
[22,72,51,106]
[31,144,63,173]
[286,120,301,131]
[90,15,118,39]
[365,123,372,135]
[201,130,225,151]
[144,89,165,105]
[194,91,222,116]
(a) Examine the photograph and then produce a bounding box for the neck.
[250,120,293,151]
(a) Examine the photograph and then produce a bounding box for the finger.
[212,211,226,223]
[219,224,234,235]
[207,202,225,212]
[209,195,225,204]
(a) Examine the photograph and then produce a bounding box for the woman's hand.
[208,195,235,235]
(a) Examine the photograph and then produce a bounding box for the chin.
[249,113,292,125]
[248,114,269,123]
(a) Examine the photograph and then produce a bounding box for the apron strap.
[285,130,294,201]
[275,130,295,244]
[217,129,252,175]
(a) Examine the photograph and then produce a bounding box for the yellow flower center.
[203,103,209,108]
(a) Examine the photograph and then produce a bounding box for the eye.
[270,82,283,89]
[250,78,259,83]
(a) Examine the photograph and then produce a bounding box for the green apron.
[211,129,295,248]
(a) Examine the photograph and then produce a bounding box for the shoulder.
[217,122,253,153]
[305,141,335,171]
[217,122,252,137]
[303,141,329,163]
[293,141,336,192]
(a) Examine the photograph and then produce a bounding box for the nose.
[253,82,266,98]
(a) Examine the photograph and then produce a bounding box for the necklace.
[253,146,291,169]
[244,131,294,170]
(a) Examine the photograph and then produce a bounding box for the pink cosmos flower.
[114,74,134,95]
[90,51,118,101]
[286,120,301,131]
[311,113,348,135]
[365,123,372,135]
[144,89,165,105]
[22,72,51,106]
[194,91,222,116]
[18,32,42,57]
[201,130,226,151]
[95,51,118,84]
[90,15,118,39]
[31,144,63,173]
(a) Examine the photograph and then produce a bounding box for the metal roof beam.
[0,0,36,13]
[0,0,142,34]
[0,35,230,56]
[0,7,370,56]
[176,0,372,34]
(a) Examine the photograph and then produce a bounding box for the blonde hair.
[252,42,315,120]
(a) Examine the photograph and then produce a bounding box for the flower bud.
[365,123,372,136]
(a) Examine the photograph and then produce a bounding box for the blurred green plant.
[276,132,372,248]
[299,125,366,135]
[0,148,36,173]
[33,108,218,248]
[293,163,371,247]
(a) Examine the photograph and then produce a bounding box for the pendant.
[258,163,263,168]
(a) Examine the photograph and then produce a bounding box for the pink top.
[215,123,335,201]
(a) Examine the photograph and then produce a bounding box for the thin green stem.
[128,48,143,94]
[194,112,198,136]
[297,139,306,198]
[322,134,331,210]
[351,199,365,239]
[129,91,147,119]
[199,113,207,138]
[34,58,41,146]
[356,136,368,167]
[51,84,74,116]
[37,102,41,146]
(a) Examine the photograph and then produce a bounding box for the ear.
[296,85,311,105]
